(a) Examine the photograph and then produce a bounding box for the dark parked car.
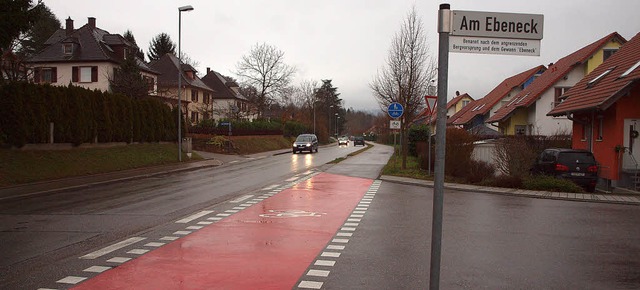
[353,136,365,146]
[531,148,598,192]
[292,134,318,154]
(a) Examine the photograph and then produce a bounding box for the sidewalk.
[379,175,640,205]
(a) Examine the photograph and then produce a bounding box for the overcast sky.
[43,0,640,112]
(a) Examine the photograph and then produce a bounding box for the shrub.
[408,124,430,156]
[523,175,584,193]
[493,136,538,177]
[466,160,496,184]
[445,127,476,178]
[482,174,523,189]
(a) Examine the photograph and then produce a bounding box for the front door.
[622,119,640,170]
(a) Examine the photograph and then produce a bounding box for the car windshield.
[558,152,595,164]
[296,136,313,142]
[355,137,364,140]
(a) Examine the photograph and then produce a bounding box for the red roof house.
[486,32,626,136]
[548,32,640,191]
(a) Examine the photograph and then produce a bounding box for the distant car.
[353,136,365,146]
[292,134,318,154]
[531,148,598,192]
[338,136,349,146]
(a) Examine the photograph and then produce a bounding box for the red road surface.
[73,173,372,289]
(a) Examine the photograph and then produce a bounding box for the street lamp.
[335,113,340,137]
[177,5,194,162]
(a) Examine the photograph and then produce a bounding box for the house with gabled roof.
[201,68,255,121]
[548,32,640,191]
[27,17,158,93]
[450,65,546,132]
[486,32,626,136]
[149,53,215,126]
[446,92,474,119]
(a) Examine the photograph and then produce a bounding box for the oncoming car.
[292,134,318,154]
[353,136,365,146]
[338,136,349,146]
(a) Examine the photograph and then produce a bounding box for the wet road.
[2,142,640,289]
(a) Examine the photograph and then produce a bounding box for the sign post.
[388,102,404,168]
[429,4,543,290]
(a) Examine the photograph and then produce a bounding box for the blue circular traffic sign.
[387,102,404,119]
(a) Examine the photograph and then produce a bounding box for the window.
[191,90,198,102]
[143,76,154,92]
[587,68,614,88]
[203,93,210,104]
[515,125,526,135]
[462,100,470,107]
[190,111,199,123]
[72,66,97,83]
[603,49,617,61]
[596,117,603,141]
[554,87,570,106]
[63,43,73,54]
[34,67,57,83]
[620,60,640,78]
[581,124,587,141]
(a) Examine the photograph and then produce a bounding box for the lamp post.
[177,5,194,162]
[335,113,340,137]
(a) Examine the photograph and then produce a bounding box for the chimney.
[455,90,460,96]
[88,17,96,29]
[206,67,211,74]
[65,17,74,35]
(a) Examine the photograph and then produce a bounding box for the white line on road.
[79,237,146,259]
[229,195,254,203]
[175,210,214,223]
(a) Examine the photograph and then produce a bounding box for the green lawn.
[0,143,196,186]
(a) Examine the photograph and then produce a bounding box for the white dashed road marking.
[79,237,146,259]
[175,210,214,223]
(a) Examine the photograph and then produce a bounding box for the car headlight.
[306,143,311,147]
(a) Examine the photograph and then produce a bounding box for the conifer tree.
[147,32,176,62]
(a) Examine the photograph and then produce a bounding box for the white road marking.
[175,210,214,223]
[83,266,111,273]
[229,195,254,203]
[344,223,359,226]
[198,221,213,225]
[341,227,356,231]
[144,242,165,247]
[347,218,361,222]
[307,269,330,277]
[240,203,252,207]
[225,210,239,213]
[106,257,130,263]
[315,260,336,266]
[321,252,341,257]
[79,237,146,259]
[355,207,368,211]
[173,231,192,235]
[232,207,246,210]
[358,204,369,207]
[298,281,323,289]
[337,232,353,237]
[186,226,203,230]
[217,213,231,217]
[207,217,223,221]
[350,214,364,218]
[332,238,349,243]
[327,245,345,250]
[127,249,149,255]
[160,236,179,241]
[353,211,366,214]
[57,276,86,284]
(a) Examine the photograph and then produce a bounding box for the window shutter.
[91,66,98,82]
[52,67,57,83]
[34,68,41,83]
[72,66,78,82]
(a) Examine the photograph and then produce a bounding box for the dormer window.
[63,43,73,54]
[603,49,617,62]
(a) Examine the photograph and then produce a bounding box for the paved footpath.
[70,173,375,289]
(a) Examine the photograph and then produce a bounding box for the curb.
[378,175,640,206]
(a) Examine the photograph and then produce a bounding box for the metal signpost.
[388,102,404,167]
[429,4,543,290]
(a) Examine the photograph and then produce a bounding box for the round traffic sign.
[387,102,404,119]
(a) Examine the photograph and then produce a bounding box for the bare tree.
[370,6,437,169]
[235,43,296,118]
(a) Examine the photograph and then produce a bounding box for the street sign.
[425,95,437,115]
[450,10,543,56]
[219,122,230,126]
[451,10,543,39]
[387,102,404,119]
[390,120,401,129]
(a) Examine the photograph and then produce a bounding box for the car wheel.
[292,150,296,154]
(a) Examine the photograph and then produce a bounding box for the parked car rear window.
[557,152,595,164]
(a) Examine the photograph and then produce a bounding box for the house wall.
[500,107,528,135]
[572,85,640,181]
[32,62,116,91]
[455,96,473,112]
[586,41,622,73]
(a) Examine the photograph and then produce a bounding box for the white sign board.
[451,10,543,40]
[450,36,540,56]
[390,120,401,129]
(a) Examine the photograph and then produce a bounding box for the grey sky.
[44,0,640,112]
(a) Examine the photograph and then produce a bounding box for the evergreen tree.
[147,32,176,62]
[110,50,149,98]
[18,4,61,56]
[123,30,145,61]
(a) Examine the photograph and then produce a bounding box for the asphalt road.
[2,142,639,289]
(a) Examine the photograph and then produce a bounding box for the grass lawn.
[0,143,198,187]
